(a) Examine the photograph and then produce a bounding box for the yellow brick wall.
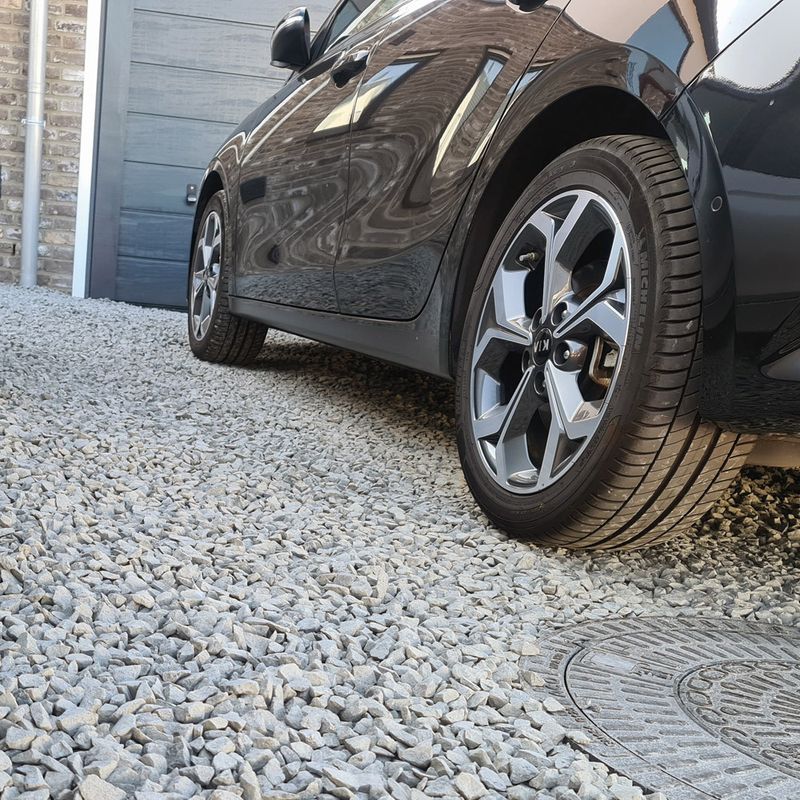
[0,0,87,291]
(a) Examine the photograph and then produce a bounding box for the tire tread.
[541,135,753,549]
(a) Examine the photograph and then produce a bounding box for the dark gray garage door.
[90,0,334,307]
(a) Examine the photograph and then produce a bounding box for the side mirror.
[271,7,311,71]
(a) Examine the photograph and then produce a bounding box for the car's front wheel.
[188,190,268,365]
[455,135,754,550]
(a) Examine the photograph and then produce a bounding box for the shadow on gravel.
[250,335,458,437]
[236,334,800,567]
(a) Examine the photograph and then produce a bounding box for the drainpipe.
[20,0,49,289]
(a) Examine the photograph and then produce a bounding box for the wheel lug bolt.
[553,302,571,324]
[554,340,584,368]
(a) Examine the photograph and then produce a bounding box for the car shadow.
[243,334,800,566]
[248,333,458,441]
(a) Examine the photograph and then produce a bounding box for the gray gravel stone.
[323,764,385,794]
[399,741,434,768]
[79,775,126,800]
[455,772,486,800]
[175,702,214,724]
[57,707,98,734]
[510,757,539,784]
[5,727,36,750]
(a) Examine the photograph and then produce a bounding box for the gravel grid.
[1,284,799,800]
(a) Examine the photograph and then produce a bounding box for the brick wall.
[0,0,87,292]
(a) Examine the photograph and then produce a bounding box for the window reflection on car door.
[234,0,385,311]
[333,0,565,319]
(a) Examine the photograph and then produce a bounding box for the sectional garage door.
[90,0,334,307]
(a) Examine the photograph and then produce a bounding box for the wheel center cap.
[532,329,553,365]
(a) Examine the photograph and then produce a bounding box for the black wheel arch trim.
[189,133,248,299]
[440,43,736,420]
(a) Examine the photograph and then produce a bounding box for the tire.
[455,135,754,551]
[187,190,268,365]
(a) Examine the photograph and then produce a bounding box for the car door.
[333,0,566,319]
[235,0,386,311]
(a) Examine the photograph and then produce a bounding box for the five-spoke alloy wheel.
[187,190,269,365]
[470,189,631,494]
[456,136,753,550]
[191,210,223,341]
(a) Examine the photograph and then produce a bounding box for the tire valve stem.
[518,251,541,267]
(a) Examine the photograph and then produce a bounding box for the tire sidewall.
[456,145,665,534]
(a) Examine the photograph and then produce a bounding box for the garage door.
[90,0,335,307]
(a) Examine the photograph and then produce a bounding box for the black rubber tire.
[188,190,268,365]
[455,135,755,551]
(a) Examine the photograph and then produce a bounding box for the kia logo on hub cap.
[533,330,553,364]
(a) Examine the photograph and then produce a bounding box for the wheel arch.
[445,45,736,413]
[189,130,248,285]
[448,83,670,370]
[191,169,224,250]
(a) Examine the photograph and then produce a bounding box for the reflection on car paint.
[433,54,506,175]
[195,0,800,428]
[688,0,800,424]
[334,1,562,318]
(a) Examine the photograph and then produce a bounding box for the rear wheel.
[188,190,268,365]
[455,135,754,550]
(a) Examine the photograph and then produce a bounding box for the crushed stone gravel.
[1,284,798,800]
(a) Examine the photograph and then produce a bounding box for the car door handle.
[330,49,370,88]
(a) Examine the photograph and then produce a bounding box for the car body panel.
[330,0,783,319]
[558,0,781,86]
[232,23,388,312]
[197,0,800,433]
[332,0,564,319]
[688,0,800,430]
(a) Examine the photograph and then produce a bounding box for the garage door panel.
[93,0,336,306]
[119,210,193,263]
[134,0,271,25]
[132,11,284,79]
[116,256,187,307]
[122,162,204,215]
[128,63,279,124]
[134,0,331,29]
[134,0,336,27]
[125,114,233,169]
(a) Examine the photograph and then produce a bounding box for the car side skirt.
[229,285,453,379]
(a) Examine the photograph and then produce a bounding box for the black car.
[187,0,800,550]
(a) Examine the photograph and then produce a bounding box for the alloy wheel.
[191,211,223,340]
[469,189,632,494]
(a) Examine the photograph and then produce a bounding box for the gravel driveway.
[1,285,798,800]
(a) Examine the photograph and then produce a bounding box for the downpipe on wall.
[20,0,49,289]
